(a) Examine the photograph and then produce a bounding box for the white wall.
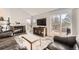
[0,8,31,25]
[72,9,79,36]
[0,8,32,33]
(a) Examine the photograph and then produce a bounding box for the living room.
[0,8,79,50]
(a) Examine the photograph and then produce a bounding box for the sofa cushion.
[47,42,72,50]
[1,25,10,32]
[54,36,76,47]
[76,36,79,49]
[0,30,13,39]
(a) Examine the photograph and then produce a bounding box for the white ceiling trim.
[21,8,56,16]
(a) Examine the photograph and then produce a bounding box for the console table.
[11,25,26,35]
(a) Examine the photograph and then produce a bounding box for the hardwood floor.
[0,37,18,50]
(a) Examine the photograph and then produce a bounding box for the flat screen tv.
[37,18,46,26]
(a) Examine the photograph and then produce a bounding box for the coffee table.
[21,34,40,50]
[15,34,53,50]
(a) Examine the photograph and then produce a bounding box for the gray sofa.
[0,23,13,39]
[47,36,79,50]
[0,30,13,39]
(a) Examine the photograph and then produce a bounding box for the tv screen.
[37,18,46,26]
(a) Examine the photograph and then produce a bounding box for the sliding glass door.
[61,13,72,35]
[51,12,72,36]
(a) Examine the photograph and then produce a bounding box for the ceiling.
[21,8,56,16]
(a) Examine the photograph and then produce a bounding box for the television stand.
[33,27,47,37]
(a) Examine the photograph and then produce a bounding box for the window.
[61,13,72,35]
[32,19,36,26]
[26,19,32,33]
[51,13,72,36]
[52,15,61,32]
